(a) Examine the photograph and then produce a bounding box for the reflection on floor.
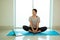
[0,29,60,40]
[15,36,50,40]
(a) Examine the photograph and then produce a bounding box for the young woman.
[23,9,47,33]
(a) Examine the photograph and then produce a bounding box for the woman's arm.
[29,17,34,31]
[29,21,34,31]
[36,17,40,31]
[36,22,40,31]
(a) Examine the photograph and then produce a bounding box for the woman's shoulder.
[37,16,40,18]
[29,16,32,18]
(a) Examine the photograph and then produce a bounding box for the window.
[16,0,50,28]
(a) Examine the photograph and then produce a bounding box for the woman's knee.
[23,25,29,29]
[23,25,27,29]
[23,25,29,31]
[44,27,47,29]
[43,27,47,30]
[41,27,47,31]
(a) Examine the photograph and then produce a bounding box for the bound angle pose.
[23,9,47,33]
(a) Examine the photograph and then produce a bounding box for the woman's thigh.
[38,27,47,32]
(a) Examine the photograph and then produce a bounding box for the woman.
[23,9,47,33]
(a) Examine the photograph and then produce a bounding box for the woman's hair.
[33,9,37,13]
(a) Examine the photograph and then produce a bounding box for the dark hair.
[33,9,37,13]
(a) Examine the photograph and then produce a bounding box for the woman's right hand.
[32,30,36,33]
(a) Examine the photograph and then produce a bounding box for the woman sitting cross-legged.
[23,9,47,33]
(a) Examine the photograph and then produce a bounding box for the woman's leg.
[23,25,29,31]
[38,27,47,32]
[23,25,32,32]
[23,26,47,33]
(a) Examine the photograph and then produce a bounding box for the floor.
[0,29,60,40]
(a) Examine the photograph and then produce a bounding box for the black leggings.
[23,25,47,32]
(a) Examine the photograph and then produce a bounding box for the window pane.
[33,0,50,27]
[16,0,50,27]
[16,0,32,27]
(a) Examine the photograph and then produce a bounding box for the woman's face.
[32,10,37,15]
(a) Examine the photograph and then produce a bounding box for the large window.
[16,0,50,28]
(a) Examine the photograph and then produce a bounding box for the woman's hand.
[35,30,38,33]
[29,29,36,33]
[29,29,32,32]
[32,30,37,33]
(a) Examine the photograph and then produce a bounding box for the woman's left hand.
[34,30,38,33]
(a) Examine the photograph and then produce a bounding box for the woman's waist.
[29,25,37,28]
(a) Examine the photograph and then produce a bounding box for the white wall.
[53,0,60,29]
[0,0,13,29]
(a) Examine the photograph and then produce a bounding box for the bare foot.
[29,30,32,32]
[38,30,41,32]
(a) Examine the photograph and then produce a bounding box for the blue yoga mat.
[7,31,16,36]
[7,29,60,36]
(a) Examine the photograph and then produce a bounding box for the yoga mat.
[7,29,60,36]
[7,31,16,36]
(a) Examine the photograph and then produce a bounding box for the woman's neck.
[32,15,37,18]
